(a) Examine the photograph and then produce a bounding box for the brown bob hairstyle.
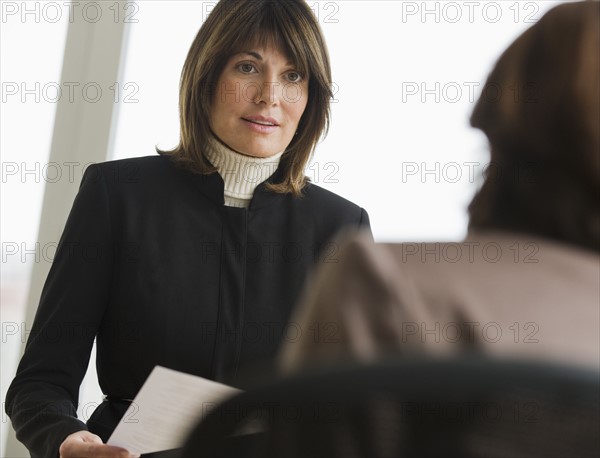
[468,1,599,252]
[158,0,333,196]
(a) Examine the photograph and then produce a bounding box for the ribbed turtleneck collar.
[204,137,284,208]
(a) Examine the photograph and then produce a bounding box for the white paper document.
[107,366,241,455]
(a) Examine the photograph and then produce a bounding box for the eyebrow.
[240,51,263,60]
[237,51,293,66]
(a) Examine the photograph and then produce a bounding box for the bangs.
[221,1,313,78]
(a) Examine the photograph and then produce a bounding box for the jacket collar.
[187,159,294,210]
[249,162,290,210]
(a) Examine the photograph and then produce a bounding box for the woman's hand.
[59,431,140,457]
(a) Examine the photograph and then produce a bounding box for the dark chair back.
[180,357,600,458]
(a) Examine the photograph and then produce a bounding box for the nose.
[254,73,281,106]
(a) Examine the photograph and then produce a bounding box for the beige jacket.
[280,231,600,373]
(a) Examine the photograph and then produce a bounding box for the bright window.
[1,4,69,455]
[112,0,563,242]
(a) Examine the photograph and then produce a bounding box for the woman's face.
[210,44,309,158]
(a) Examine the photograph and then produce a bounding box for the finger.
[77,431,104,444]
[61,441,139,457]
[84,443,140,457]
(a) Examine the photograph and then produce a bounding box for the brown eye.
[287,71,303,83]
[238,63,256,74]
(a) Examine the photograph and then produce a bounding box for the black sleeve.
[5,164,114,458]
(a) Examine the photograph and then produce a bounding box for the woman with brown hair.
[280,1,599,373]
[467,0,599,252]
[5,1,370,456]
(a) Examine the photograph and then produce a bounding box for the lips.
[241,115,280,127]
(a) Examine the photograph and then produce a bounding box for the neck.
[205,137,284,208]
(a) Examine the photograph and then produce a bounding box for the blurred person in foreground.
[5,1,370,456]
[280,0,599,374]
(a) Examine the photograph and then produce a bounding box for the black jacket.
[5,155,370,457]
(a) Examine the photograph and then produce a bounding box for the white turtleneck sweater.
[205,137,284,208]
